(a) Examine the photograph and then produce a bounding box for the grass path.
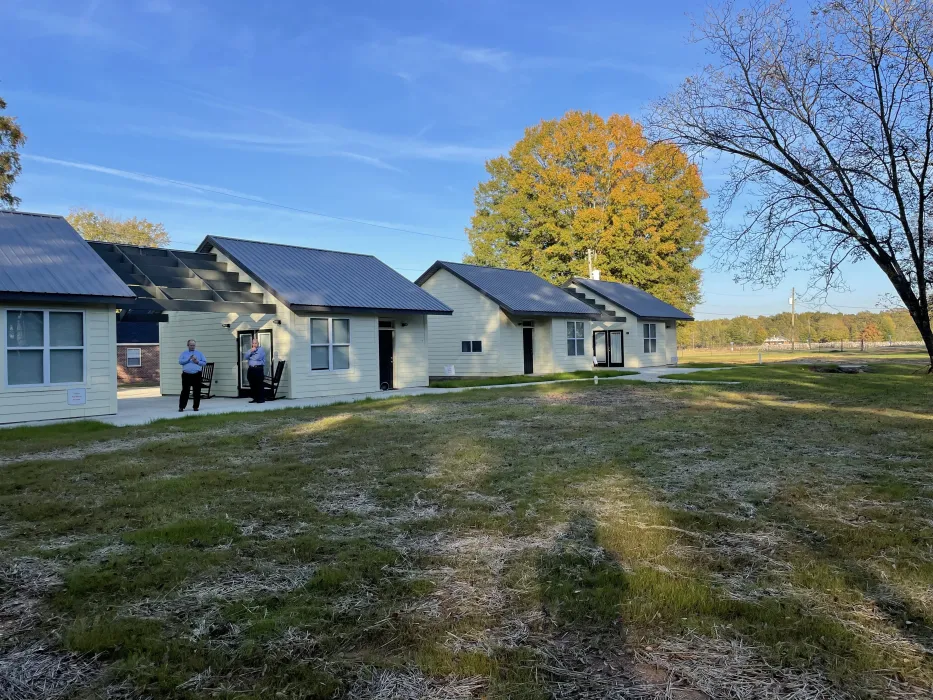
[1,364,932,698]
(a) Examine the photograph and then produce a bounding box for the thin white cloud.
[362,36,513,79]
[22,155,259,200]
[131,98,504,165]
[334,152,405,173]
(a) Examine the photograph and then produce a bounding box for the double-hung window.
[643,323,657,353]
[567,321,585,356]
[6,310,85,386]
[126,348,142,367]
[310,318,350,371]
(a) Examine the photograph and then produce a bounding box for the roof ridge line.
[207,235,378,259]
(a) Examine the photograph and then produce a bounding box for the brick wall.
[117,344,160,385]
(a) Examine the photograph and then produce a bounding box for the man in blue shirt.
[244,337,267,403]
[178,339,207,412]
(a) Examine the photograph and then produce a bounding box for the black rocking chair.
[263,360,286,400]
[199,362,215,399]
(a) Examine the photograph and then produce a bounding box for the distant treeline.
[680,309,921,348]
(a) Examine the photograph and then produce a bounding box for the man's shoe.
[249,400,257,403]
[178,409,184,412]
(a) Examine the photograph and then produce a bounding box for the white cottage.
[0,212,135,424]
[158,237,452,399]
[415,261,601,378]
[564,277,693,367]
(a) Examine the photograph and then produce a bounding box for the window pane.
[7,311,43,347]
[8,349,44,385]
[567,339,577,356]
[651,339,657,353]
[310,319,329,344]
[471,341,482,353]
[310,345,329,370]
[462,341,471,353]
[332,319,349,345]
[576,339,584,356]
[51,349,83,383]
[333,344,350,370]
[50,312,83,347]
[575,322,584,338]
[126,349,141,367]
[566,321,575,338]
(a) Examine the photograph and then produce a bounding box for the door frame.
[236,329,273,397]
[593,329,625,368]
[378,327,395,390]
[522,327,534,374]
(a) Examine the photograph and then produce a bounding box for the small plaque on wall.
[67,388,87,406]
[443,365,456,376]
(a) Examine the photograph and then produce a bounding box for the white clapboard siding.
[0,304,117,424]
[548,318,593,373]
[392,315,429,389]
[420,269,505,376]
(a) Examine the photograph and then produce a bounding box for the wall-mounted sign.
[443,365,455,376]
[67,388,87,406]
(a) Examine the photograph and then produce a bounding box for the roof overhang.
[292,304,452,316]
[0,291,134,306]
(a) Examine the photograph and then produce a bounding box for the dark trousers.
[179,371,202,411]
[247,365,265,403]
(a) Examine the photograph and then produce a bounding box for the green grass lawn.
[429,369,637,388]
[2,365,933,698]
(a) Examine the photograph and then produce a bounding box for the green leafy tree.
[66,208,170,247]
[466,111,708,312]
[877,314,896,341]
[0,96,26,210]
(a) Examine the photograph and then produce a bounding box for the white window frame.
[461,340,483,353]
[643,323,658,354]
[125,347,142,367]
[309,318,351,372]
[567,321,585,356]
[4,309,87,388]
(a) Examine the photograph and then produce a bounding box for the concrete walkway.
[6,367,729,429]
[102,367,730,427]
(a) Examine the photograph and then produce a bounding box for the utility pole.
[789,287,796,352]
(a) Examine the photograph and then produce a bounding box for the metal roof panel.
[417,261,599,317]
[571,277,693,320]
[0,212,134,302]
[201,236,452,314]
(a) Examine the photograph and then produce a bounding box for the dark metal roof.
[0,211,135,304]
[200,236,452,315]
[571,277,694,320]
[416,261,599,318]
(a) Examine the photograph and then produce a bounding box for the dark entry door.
[522,327,534,374]
[378,329,394,390]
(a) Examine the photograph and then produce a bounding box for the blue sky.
[5,0,895,319]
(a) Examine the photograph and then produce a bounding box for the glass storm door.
[593,331,607,366]
[238,330,273,390]
[609,331,624,367]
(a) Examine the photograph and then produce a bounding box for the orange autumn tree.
[465,111,707,311]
